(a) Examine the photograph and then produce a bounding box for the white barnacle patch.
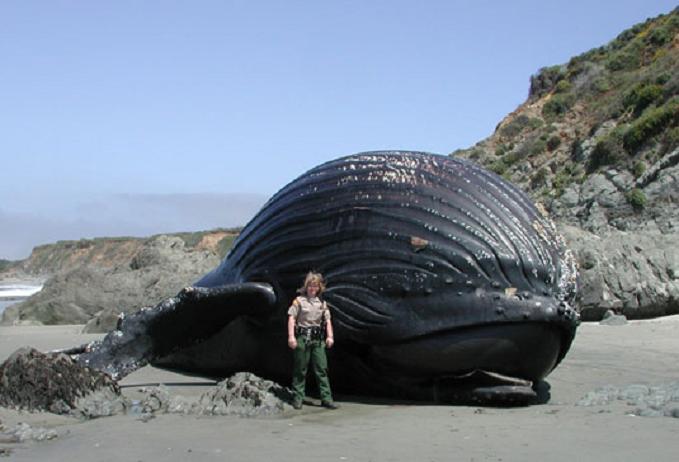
[411,236,428,251]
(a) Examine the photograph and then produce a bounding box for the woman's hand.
[288,336,297,349]
[325,337,334,349]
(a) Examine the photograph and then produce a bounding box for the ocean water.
[0,284,43,316]
[0,299,17,316]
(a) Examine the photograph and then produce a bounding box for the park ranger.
[287,272,337,410]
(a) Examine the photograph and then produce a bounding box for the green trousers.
[292,336,333,403]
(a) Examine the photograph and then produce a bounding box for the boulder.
[560,225,679,320]
[0,347,120,415]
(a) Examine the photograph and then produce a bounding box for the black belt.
[295,325,325,341]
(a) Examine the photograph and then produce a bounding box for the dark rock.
[0,423,57,442]
[577,382,679,418]
[129,373,293,418]
[599,310,628,326]
[197,372,294,417]
[72,388,128,419]
[0,347,120,415]
[561,225,679,320]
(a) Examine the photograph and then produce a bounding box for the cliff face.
[452,9,679,320]
[3,230,237,278]
[0,230,238,331]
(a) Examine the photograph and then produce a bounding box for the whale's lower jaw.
[325,321,569,404]
[370,322,566,382]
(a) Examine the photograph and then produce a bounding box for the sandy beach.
[1,318,678,462]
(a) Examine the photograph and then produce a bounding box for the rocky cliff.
[0,230,237,332]
[452,8,679,320]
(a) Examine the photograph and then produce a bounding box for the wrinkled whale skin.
[79,151,579,403]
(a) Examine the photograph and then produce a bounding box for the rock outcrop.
[452,9,679,319]
[1,235,222,332]
[131,373,294,417]
[577,382,679,418]
[562,226,679,320]
[0,347,121,415]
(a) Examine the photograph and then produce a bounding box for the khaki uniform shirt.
[288,295,330,328]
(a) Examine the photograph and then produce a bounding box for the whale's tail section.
[65,283,277,380]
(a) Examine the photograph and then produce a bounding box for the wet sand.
[1,318,678,461]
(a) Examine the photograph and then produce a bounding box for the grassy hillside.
[453,8,679,206]
[6,228,240,276]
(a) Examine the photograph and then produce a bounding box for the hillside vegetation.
[452,8,679,320]
[2,229,239,278]
[453,8,678,232]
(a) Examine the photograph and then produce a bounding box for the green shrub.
[530,65,566,98]
[499,115,542,138]
[623,83,663,116]
[555,80,572,93]
[542,94,575,119]
[530,138,548,156]
[567,162,585,181]
[632,161,646,177]
[588,127,626,171]
[0,259,15,272]
[661,126,679,154]
[606,45,642,71]
[552,171,571,196]
[489,159,508,175]
[527,117,544,129]
[531,168,549,188]
[656,73,671,85]
[546,135,561,151]
[468,149,484,160]
[610,23,645,50]
[591,77,612,94]
[500,115,530,138]
[623,100,679,152]
[626,188,647,210]
[494,144,508,156]
[647,25,672,46]
[488,144,528,175]
[173,231,216,249]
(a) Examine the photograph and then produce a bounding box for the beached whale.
[73,151,579,404]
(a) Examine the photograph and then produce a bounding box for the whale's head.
[215,151,578,384]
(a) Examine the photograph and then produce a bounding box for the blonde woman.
[287,272,337,410]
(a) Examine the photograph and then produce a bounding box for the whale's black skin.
[75,151,578,404]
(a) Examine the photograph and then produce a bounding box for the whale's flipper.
[69,283,276,380]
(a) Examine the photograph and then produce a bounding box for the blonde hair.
[298,271,326,296]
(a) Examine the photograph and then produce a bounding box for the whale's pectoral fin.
[70,282,276,380]
[434,370,545,406]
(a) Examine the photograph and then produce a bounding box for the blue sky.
[1,0,676,259]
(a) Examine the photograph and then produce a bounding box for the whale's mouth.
[369,322,566,383]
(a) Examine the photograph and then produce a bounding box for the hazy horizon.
[2,1,676,260]
[0,192,267,260]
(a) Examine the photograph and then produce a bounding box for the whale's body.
[78,151,579,404]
